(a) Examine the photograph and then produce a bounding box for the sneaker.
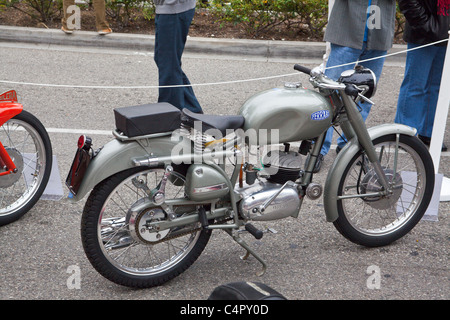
[61,26,74,34]
[418,135,447,152]
[98,28,112,35]
[313,154,324,173]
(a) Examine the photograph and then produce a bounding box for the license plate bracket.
[66,148,91,196]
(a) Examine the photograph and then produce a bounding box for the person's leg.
[92,0,110,31]
[395,43,434,133]
[154,10,202,113]
[179,9,202,113]
[154,13,185,110]
[420,45,446,138]
[334,47,387,149]
[320,43,361,156]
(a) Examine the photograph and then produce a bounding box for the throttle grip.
[294,64,312,75]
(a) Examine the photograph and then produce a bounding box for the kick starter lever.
[258,180,296,213]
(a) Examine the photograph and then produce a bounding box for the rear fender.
[323,123,417,222]
[70,134,182,202]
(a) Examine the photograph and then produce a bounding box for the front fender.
[323,123,417,222]
[70,134,180,202]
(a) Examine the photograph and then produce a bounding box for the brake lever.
[357,93,375,105]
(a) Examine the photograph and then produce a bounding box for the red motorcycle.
[0,90,52,226]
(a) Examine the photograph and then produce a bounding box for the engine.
[236,149,303,221]
[263,149,303,184]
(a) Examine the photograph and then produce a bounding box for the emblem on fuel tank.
[311,110,330,121]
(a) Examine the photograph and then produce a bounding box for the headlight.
[338,66,377,99]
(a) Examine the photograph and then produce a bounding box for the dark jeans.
[395,43,446,138]
[154,9,202,113]
[320,42,387,156]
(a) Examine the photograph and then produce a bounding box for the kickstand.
[224,229,267,276]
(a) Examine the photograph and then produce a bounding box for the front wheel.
[333,134,435,247]
[0,110,52,226]
[81,167,212,288]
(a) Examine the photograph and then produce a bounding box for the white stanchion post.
[429,31,450,202]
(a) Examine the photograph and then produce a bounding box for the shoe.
[418,135,447,151]
[98,28,112,35]
[313,154,324,173]
[61,26,74,34]
[418,135,431,145]
[336,145,342,154]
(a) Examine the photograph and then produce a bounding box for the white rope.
[0,73,300,89]
[0,39,447,89]
[324,38,449,70]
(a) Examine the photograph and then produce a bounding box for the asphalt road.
[0,40,448,302]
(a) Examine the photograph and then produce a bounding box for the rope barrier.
[0,73,300,89]
[324,38,449,70]
[0,39,448,90]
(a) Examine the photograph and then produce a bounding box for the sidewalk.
[0,25,407,63]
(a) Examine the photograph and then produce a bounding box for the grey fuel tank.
[239,84,333,144]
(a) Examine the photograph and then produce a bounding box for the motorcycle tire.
[81,166,212,288]
[333,134,435,247]
[0,110,52,226]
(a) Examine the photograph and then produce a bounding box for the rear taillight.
[78,135,92,150]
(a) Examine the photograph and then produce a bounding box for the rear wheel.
[0,110,52,226]
[81,167,211,288]
[333,134,434,247]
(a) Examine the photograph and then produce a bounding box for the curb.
[0,25,407,62]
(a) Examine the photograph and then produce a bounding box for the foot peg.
[245,223,263,239]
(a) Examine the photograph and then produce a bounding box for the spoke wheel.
[333,134,434,247]
[81,166,211,288]
[0,111,52,226]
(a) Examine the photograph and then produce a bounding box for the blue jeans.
[320,43,387,156]
[395,43,446,138]
[154,9,203,113]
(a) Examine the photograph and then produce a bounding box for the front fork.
[339,93,391,192]
[0,141,17,177]
[0,98,23,176]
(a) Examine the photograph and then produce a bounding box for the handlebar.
[294,64,346,91]
[293,64,312,75]
[293,64,375,105]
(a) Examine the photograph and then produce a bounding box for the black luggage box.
[114,103,181,137]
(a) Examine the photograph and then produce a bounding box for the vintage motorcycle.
[0,90,52,226]
[66,65,435,288]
